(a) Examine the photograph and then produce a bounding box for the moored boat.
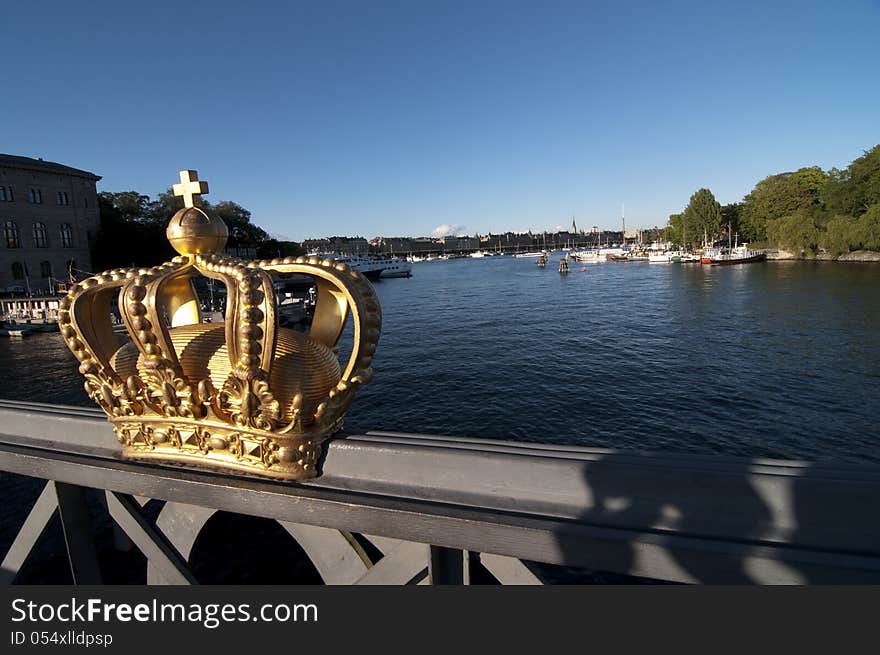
[710,244,766,266]
[700,246,722,265]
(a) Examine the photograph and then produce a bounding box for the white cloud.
[432,223,466,238]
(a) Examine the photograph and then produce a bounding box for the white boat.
[668,251,700,263]
[513,251,547,258]
[709,243,766,266]
[307,253,387,281]
[570,249,600,263]
[378,257,413,278]
[648,252,672,263]
[599,247,625,260]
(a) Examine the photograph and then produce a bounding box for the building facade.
[302,236,370,255]
[0,154,100,294]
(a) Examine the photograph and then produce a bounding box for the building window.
[40,261,52,278]
[33,222,48,248]
[0,186,12,202]
[5,220,20,248]
[28,188,43,204]
[60,223,74,248]
[11,262,24,280]
[56,191,69,206]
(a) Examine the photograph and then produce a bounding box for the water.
[3,257,879,464]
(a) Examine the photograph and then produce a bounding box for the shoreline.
[760,249,880,263]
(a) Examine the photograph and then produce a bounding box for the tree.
[854,203,880,250]
[765,210,821,256]
[822,214,859,257]
[668,143,879,257]
[94,193,174,270]
[145,188,185,225]
[667,213,685,246]
[98,191,151,222]
[721,202,742,239]
[739,167,829,241]
[682,188,722,243]
[210,201,268,247]
[822,145,880,217]
[94,190,276,270]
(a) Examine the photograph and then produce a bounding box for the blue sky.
[3,1,878,239]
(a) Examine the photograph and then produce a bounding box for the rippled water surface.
[3,257,879,464]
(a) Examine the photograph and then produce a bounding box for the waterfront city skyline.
[2,1,878,240]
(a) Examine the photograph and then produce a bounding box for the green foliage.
[683,188,722,243]
[855,204,880,250]
[764,210,821,256]
[820,205,880,255]
[148,189,185,224]
[94,190,298,271]
[667,212,684,246]
[822,215,859,257]
[210,201,268,247]
[668,144,879,257]
[822,145,880,217]
[739,167,829,242]
[721,202,742,239]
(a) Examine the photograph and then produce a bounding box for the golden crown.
[58,170,381,480]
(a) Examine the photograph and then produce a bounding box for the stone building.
[0,154,100,293]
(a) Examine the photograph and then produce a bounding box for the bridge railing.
[1,399,879,584]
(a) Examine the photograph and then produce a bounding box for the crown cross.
[172,170,209,208]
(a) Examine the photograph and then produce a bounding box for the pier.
[2,400,879,585]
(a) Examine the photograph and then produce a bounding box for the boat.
[571,249,607,263]
[537,254,547,267]
[609,249,648,262]
[648,252,672,263]
[377,257,413,278]
[710,242,766,266]
[699,246,722,265]
[702,227,766,265]
[0,322,36,337]
[514,251,547,258]
[307,253,386,280]
[558,257,569,273]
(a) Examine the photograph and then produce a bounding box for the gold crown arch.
[58,171,381,480]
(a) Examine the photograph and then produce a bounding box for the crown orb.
[166,207,229,255]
